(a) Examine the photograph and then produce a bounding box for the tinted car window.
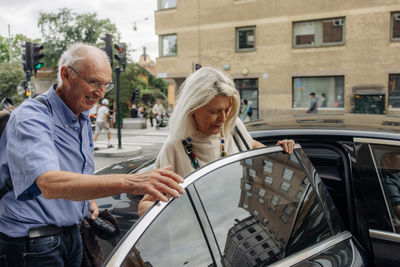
[371,144,400,232]
[120,192,214,266]
[356,143,393,232]
[193,151,332,266]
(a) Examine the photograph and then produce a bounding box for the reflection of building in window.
[245,158,253,166]
[223,216,281,267]
[263,160,273,173]
[264,176,273,185]
[289,153,299,163]
[282,168,294,181]
[280,181,291,192]
[239,152,308,263]
[248,168,256,179]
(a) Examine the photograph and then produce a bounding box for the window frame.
[157,0,177,10]
[293,17,346,48]
[159,34,177,57]
[391,11,400,41]
[236,26,256,52]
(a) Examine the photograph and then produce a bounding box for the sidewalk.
[94,119,169,157]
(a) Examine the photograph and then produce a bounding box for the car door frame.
[354,137,400,265]
[105,144,359,266]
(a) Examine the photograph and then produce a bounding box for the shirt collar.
[44,84,89,124]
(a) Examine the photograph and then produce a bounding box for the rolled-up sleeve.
[7,103,59,200]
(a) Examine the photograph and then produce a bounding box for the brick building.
[155,0,400,118]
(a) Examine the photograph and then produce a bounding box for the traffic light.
[195,64,202,70]
[32,43,44,74]
[101,34,113,68]
[22,42,33,72]
[131,88,140,103]
[114,42,127,71]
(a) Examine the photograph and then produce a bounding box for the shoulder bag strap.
[235,125,250,150]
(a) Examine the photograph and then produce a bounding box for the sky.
[0,0,158,62]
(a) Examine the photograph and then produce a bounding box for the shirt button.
[65,125,68,128]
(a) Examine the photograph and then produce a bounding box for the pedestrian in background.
[153,98,166,129]
[240,99,252,122]
[320,93,327,108]
[149,105,154,127]
[93,98,113,150]
[307,92,318,113]
[0,43,184,267]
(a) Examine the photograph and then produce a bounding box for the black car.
[97,113,400,266]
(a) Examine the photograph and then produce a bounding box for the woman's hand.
[277,139,295,154]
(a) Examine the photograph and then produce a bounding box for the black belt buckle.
[28,225,63,238]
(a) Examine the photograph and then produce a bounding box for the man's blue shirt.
[0,85,95,237]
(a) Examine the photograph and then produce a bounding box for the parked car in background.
[97,113,400,266]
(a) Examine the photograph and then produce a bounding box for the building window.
[263,160,273,173]
[295,190,303,201]
[236,26,255,51]
[271,195,280,208]
[391,12,400,41]
[280,181,291,192]
[280,215,289,224]
[246,191,253,198]
[290,153,299,163]
[159,34,177,57]
[158,0,176,10]
[243,203,249,210]
[235,79,259,120]
[282,168,294,181]
[283,205,295,216]
[258,198,265,204]
[245,182,252,191]
[389,74,400,108]
[248,169,256,179]
[292,76,344,109]
[253,209,259,216]
[264,176,273,185]
[258,188,266,197]
[245,158,253,166]
[293,17,345,47]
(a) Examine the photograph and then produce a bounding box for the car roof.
[246,113,400,141]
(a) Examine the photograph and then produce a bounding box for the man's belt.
[28,225,77,238]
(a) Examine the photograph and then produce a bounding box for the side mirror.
[1,98,17,112]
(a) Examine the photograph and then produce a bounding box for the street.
[93,121,169,171]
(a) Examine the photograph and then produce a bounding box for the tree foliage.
[0,34,37,64]
[105,63,169,118]
[0,62,25,104]
[37,8,119,68]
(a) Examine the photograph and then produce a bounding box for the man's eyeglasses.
[68,66,114,92]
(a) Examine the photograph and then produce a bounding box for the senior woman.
[138,67,294,215]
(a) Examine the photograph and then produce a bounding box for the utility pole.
[115,66,122,149]
[8,24,12,62]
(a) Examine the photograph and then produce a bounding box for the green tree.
[0,62,25,104]
[38,8,119,68]
[0,34,37,64]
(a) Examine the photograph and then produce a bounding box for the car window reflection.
[194,151,332,266]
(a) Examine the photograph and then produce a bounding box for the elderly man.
[0,43,183,266]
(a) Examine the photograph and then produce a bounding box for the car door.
[105,145,367,266]
[354,138,400,266]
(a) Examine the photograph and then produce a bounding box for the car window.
[355,143,394,232]
[193,150,332,266]
[371,144,400,233]
[120,192,214,266]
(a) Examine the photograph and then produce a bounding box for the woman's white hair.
[57,43,109,86]
[169,66,240,141]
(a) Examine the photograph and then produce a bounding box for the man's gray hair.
[169,66,241,141]
[57,43,109,86]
